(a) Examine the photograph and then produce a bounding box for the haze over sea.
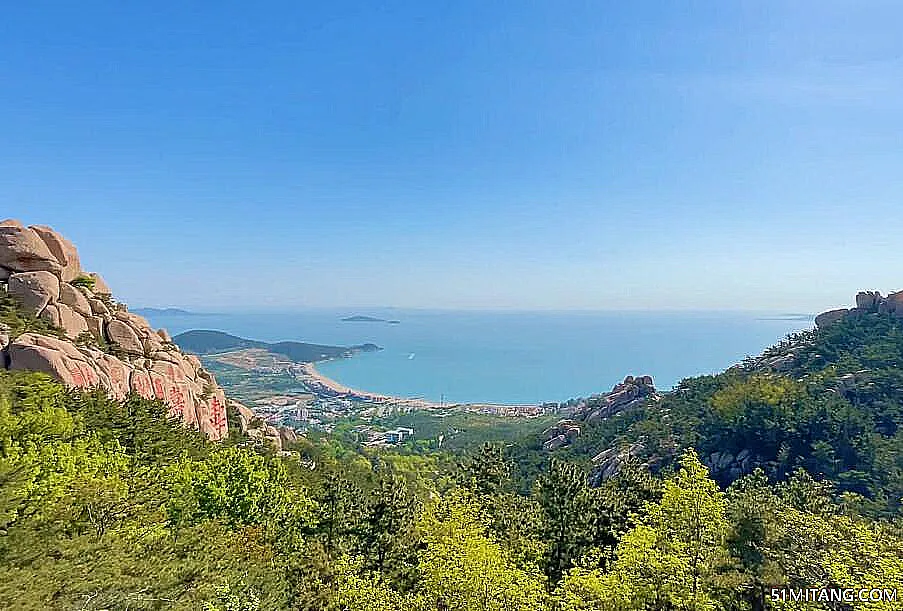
[142,309,813,405]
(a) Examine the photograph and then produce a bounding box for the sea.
[140,309,814,405]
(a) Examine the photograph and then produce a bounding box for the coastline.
[298,362,441,409]
[297,361,544,414]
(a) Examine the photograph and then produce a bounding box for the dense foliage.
[1,310,902,609]
[555,312,903,516]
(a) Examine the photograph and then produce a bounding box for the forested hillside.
[545,310,903,518]
[173,329,380,363]
[2,303,903,609]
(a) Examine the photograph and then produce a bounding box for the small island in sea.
[341,315,401,324]
[133,307,212,317]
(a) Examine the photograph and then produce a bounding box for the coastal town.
[201,346,563,446]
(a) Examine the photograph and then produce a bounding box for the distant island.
[341,315,401,324]
[173,329,381,363]
[133,307,211,317]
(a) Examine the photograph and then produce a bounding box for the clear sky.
[4,1,902,311]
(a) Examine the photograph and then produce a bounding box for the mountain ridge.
[2,222,901,607]
[173,329,381,362]
[533,289,903,514]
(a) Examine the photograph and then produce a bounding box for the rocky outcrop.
[234,401,284,449]
[856,291,881,310]
[587,440,758,487]
[42,303,90,338]
[542,375,658,451]
[0,220,228,441]
[107,319,144,355]
[702,449,758,487]
[0,220,63,274]
[59,283,92,317]
[583,375,656,423]
[88,272,112,296]
[757,352,798,373]
[815,290,903,327]
[815,308,849,328]
[589,442,646,485]
[29,225,81,282]
[8,271,60,315]
[541,420,582,450]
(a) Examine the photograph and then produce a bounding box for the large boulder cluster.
[542,375,657,451]
[815,290,903,328]
[588,442,646,485]
[234,401,286,450]
[754,289,903,374]
[0,219,228,440]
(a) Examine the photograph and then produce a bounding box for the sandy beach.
[297,362,444,409]
[297,362,542,413]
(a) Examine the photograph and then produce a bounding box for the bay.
[141,308,813,405]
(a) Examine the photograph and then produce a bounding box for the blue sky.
[4,1,903,310]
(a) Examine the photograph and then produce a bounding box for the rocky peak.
[0,220,228,441]
[542,375,657,450]
[815,289,903,328]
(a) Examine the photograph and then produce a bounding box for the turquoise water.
[141,309,813,405]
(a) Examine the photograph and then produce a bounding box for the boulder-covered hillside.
[533,289,903,514]
[0,219,228,440]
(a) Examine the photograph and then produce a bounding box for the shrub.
[70,275,97,291]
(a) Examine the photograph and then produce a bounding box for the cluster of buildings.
[248,392,420,446]
[350,424,416,447]
[461,403,557,418]
[251,394,358,433]
[215,350,571,449]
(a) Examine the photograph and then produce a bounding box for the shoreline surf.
[298,361,545,415]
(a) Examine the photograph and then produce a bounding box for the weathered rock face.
[59,283,92,317]
[0,220,63,274]
[886,291,903,312]
[542,375,658,451]
[9,333,103,388]
[234,401,283,450]
[8,271,60,315]
[0,220,228,441]
[816,290,903,327]
[107,319,145,355]
[42,302,90,339]
[30,225,81,282]
[856,291,881,310]
[589,442,646,485]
